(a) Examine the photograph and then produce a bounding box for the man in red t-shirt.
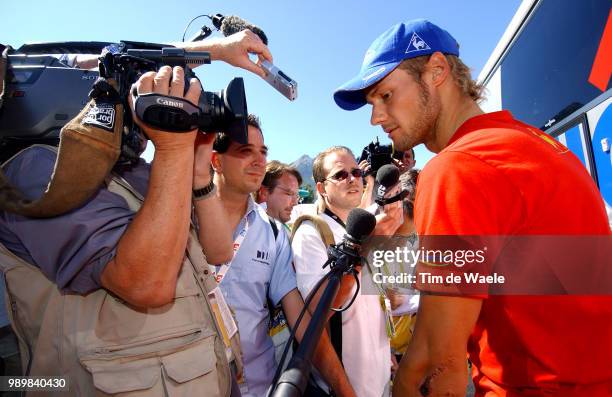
[333,19,612,396]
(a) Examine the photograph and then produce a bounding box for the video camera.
[358,137,403,177]
[0,40,248,163]
[0,40,250,218]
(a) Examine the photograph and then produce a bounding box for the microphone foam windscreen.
[220,15,269,45]
[376,164,400,188]
[346,208,377,241]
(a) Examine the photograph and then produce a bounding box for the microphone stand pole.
[270,258,352,397]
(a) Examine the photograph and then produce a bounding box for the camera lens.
[197,77,248,144]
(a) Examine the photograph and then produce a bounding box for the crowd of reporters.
[2,15,612,397]
[0,28,417,397]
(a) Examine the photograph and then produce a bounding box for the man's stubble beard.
[394,83,438,152]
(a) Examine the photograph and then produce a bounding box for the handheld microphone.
[376,164,400,194]
[345,208,377,244]
[375,164,409,206]
[216,13,298,101]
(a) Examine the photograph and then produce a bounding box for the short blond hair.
[398,54,484,102]
[312,146,356,213]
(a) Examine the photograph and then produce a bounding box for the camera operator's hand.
[358,159,374,186]
[359,159,376,209]
[178,30,273,78]
[129,66,201,151]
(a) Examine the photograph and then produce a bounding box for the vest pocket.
[80,334,221,396]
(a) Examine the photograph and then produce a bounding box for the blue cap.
[333,19,460,111]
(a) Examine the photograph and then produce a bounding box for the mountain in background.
[291,154,314,189]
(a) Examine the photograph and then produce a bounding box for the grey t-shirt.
[0,146,150,294]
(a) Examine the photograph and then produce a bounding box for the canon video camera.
[0,41,248,163]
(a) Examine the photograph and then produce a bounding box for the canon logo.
[156,97,184,108]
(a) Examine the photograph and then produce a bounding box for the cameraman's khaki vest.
[0,146,236,396]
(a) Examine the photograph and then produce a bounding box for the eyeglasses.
[273,185,300,199]
[325,168,363,182]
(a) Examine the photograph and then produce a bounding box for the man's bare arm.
[192,133,233,264]
[101,67,199,308]
[175,30,273,77]
[393,295,482,397]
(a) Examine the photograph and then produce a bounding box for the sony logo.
[157,97,184,108]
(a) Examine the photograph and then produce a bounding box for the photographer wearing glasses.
[255,160,303,225]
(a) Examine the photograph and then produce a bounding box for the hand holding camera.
[130,66,201,151]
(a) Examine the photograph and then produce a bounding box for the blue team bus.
[478,0,612,227]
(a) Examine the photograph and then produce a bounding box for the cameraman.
[0,32,270,395]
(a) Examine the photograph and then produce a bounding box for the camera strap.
[134,93,200,132]
[323,208,345,229]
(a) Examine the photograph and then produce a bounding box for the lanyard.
[324,208,345,228]
[212,215,250,284]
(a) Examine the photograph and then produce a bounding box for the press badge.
[381,295,396,338]
[208,287,238,348]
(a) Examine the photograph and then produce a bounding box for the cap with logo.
[333,19,460,111]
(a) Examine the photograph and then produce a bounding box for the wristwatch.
[193,178,216,201]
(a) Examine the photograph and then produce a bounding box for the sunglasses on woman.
[325,168,363,182]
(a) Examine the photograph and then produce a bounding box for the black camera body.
[0,41,249,163]
[358,137,396,177]
[100,45,248,143]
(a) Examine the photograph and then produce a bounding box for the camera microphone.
[345,208,377,245]
[325,208,376,271]
[218,14,269,45]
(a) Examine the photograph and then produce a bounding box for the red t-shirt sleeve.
[414,150,524,296]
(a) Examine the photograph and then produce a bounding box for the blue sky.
[3,0,521,167]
